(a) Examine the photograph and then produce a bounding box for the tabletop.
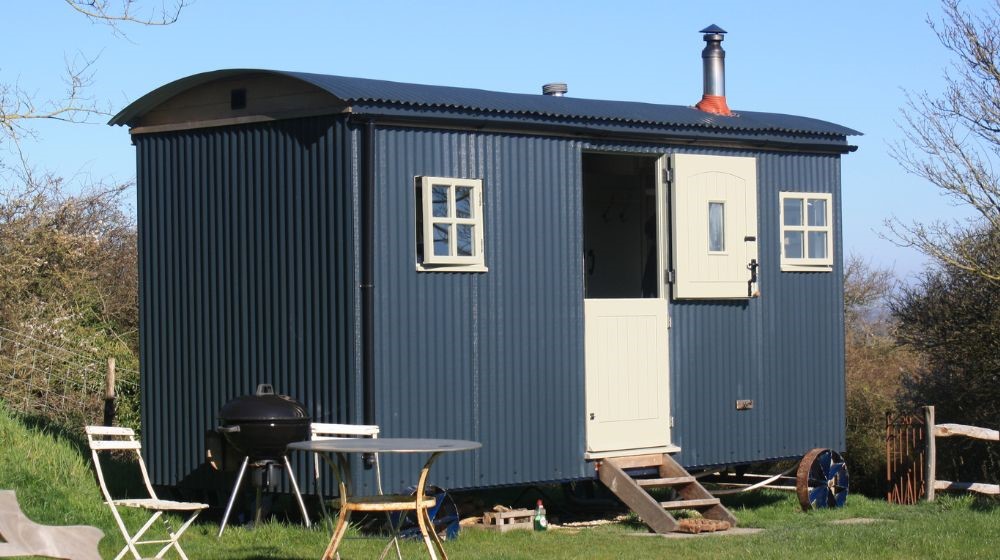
[287,438,481,454]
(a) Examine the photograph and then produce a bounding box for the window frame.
[779,191,833,272]
[415,176,487,272]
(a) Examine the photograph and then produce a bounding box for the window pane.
[432,185,450,218]
[433,223,450,256]
[708,202,725,252]
[808,231,828,259]
[457,224,474,256]
[808,199,827,227]
[455,186,473,219]
[783,198,803,226]
[785,231,804,258]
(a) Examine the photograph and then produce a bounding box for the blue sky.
[3,0,976,280]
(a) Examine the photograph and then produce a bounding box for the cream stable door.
[671,153,758,299]
[583,154,674,458]
[584,299,672,456]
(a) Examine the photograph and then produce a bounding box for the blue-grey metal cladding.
[668,150,846,468]
[370,127,588,491]
[134,112,846,490]
[565,140,845,469]
[135,116,357,486]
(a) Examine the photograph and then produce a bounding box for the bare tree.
[889,0,1000,281]
[0,1,186,158]
[64,0,186,30]
[0,1,183,430]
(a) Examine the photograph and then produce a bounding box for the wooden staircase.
[596,453,736,534]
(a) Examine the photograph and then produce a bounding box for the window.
[780,192,833,271]
[708,201,726,253]
[416,176,487,272]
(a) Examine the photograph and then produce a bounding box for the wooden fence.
[887,405,998,504]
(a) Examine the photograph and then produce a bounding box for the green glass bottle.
[533,499,548,531]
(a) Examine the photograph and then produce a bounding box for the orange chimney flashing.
[695,94,732,116]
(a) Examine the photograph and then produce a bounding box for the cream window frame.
[416,176,487,272]
[779,192,833,272]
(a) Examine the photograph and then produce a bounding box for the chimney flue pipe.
[695,24,733,116]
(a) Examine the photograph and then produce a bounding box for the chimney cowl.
[695,24,732,116]
[542,83,568,96]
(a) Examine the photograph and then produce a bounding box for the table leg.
[320,452,352,560]
[414,452,447,560]
[322,507,351,560]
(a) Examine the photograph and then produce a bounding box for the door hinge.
[665,269,675,284]
[667,314,672,329]
[663,167,672,184]
[670,416,675,428]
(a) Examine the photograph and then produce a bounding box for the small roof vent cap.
[542,82,568,96]
[700,24,727,35]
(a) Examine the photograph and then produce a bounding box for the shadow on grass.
[220,551,315,560]
[15,412,91,453]
[719,491,789,510]
[14,412,149,500]
[970,496,999,512]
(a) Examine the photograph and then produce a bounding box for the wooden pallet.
[482,508,533,532]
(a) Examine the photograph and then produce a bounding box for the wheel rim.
[796,448,849,511]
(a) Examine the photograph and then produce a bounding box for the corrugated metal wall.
[135,116,845,490]
[136,116,357,486]
[668,150,846,468]
[368,131,845,488]
[371,128,588,490]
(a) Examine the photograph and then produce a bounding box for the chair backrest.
[310,422,380,441]
[310,423,383,494]
[84,426,157,502]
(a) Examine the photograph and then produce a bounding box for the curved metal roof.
[109,69,861,138]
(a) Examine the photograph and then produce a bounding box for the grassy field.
[2,405,997,559]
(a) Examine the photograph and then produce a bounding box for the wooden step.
[598,459,679,534]
[597,452,737,534]
[636,476,695,488]
[660,497,721,510]
[606,454,666,469]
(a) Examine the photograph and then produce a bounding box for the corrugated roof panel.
[111,69,861,138]
[290,71,859,136]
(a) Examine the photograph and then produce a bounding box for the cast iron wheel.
[796,448,849,511]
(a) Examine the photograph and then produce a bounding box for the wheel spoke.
[835,489,848,507]
[809,486,828,507]
[818,451,832,478]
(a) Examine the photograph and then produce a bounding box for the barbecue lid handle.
[255,383,275,396]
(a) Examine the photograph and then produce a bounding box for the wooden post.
[924,405,935,502]
[103,357,116,427]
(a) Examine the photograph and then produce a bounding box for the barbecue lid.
[219,384,310,422]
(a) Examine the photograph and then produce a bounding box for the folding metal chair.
[311,423,384,521]
[310,423,403,559]
[85,426,208,560]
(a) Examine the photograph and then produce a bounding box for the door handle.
[747,258,759,298]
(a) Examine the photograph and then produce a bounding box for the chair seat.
[343,494,436,512]
[113,498,208,511]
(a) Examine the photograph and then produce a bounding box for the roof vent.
[542,83,568,97]
[694,25,732,116]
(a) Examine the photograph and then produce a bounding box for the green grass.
[2,404,997,559]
